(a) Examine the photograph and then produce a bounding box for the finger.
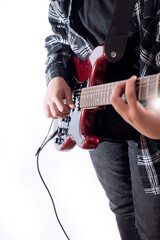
[65,88,75,109]
[55,97,71,114]
[111,80,128,114]
[44,103,54,118]
[111,80,126,100]
[125,75,138,109]
[49,102,68,118]
[112,98,129,118]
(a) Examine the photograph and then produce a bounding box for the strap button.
[111,51,117,58]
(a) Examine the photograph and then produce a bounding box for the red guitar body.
[54,45,109,151]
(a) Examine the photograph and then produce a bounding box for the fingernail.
[132,75,137,80]
[66,104,75,109]
[69,104,75,108]
[66,105,71,109]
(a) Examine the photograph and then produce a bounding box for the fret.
[105,86,108,104]
[136,74,160,101]
[151,74,158,98]
[148,75,156,99]
[91,91,93,106]
[146,76,149,99]
[103,87,105,105]
[80,82,115,108]
[138,79,142,101]
[99,85,102,105]
[141,79,148,100]
[100,86,103,105]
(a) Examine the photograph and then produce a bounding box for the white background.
[0,0,120,239]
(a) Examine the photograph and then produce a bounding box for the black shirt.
[72,0,140,140]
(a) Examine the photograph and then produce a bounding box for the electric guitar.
[53,45,160,151]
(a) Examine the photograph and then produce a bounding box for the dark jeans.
[89,140,160,240]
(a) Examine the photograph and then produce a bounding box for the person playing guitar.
[44,0,160,239]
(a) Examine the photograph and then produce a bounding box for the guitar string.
[79,83,158,93]
[72,82,157,96]
[71,78,159,96]
[72,85,159,98]
[71,75,159,92]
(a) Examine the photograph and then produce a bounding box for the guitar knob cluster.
[62,116,71,123]
[55,137,64,145]
[62,128,68,135]
[55,127,68,146]
[58,127,68,136]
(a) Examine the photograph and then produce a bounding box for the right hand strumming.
[43,77,75,119]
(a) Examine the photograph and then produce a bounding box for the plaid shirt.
[45,0,160,194]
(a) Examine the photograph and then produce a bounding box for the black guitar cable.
[35,120,71,240]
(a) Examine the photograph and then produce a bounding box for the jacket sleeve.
[45,1,73,86]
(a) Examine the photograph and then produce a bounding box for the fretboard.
[80,73,160,108]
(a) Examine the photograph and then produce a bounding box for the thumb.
[65,88,75,109]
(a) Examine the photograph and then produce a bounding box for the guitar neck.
[80,73,160,108]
